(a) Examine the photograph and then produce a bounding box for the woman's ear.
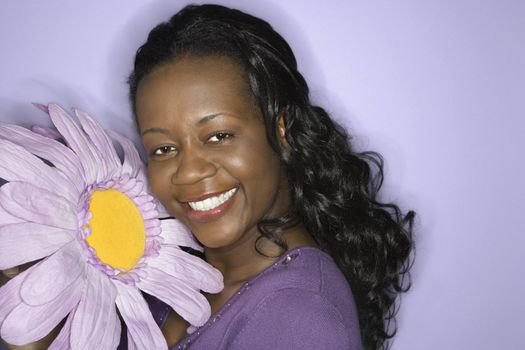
[277,113,290,150]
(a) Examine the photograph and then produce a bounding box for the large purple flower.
[0,104,223,349]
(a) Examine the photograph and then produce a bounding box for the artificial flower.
[0,104,223,349]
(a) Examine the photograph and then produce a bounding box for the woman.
[1,4,414,350]
[130,4,414,350]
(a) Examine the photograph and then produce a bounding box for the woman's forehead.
[135,55,260,130]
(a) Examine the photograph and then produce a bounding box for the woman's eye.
[207,132,233,143]
[152,145,176,156]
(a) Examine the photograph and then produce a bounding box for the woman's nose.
[171,151,217,185]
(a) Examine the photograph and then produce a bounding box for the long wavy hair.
[129,4,415,349]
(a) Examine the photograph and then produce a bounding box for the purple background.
[1,1,524,349]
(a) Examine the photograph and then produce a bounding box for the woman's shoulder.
[223,247,362,349]
[228,287,361,349]
[249,246,360,323]
[252,246,353,301]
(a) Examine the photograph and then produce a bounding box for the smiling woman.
[0,3,414,350]
[127,4,414,350]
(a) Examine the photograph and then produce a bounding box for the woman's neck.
[204,223,317,286]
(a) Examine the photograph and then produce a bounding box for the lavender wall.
[1,1,524,349]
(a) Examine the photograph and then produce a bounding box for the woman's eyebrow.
[141,113,229,136]
[141,127,170,136]
[197,113,222,125]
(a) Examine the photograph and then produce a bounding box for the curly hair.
[128,4,415,349]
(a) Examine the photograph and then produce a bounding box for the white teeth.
[188,188,237,212]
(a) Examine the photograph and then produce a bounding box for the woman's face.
[136,55,290,251]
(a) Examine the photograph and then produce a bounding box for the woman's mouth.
[187,188,237,211]
[185,187,238,223]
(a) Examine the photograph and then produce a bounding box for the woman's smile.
[184,187,238,223]
[184,187,237,211]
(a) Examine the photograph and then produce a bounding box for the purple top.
[149,247,362,349]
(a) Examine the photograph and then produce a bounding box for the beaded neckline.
[174,246,323,349]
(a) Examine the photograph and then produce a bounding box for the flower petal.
[70,267,119,349]
[138,266,211,327]
[31,102,50,114]
[0,182,77,230]
[74,108,122,179]
[128,332,139,350]
[106,129,144,179]
[47,307,75,350]
[31,125,62,140]
[125,179,145,199]
[148,246,223,293]
[21,242,85,306]
[0,139,76,203]
[0,202,25,225]
[47,103,106,184]
[0,124,85,194]
[97,296,121,350]
[115,281,168,350]
[160,219,203,252]
[0,223,74,270]
[0,265,34,325]
[0,274,83,345]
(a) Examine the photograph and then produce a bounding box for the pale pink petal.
[134,194,155,208]
[97,295,121,350]
[0,182,77,230]
[0,203,25,225]
[0,124,85,194]
[128,332,139,350]
[47,103,107,184]
[106,129,144,179]
[138,200,155,213]
[21,242,85,306]
[114,176,137,193]
[160,219,203,252]
[142,209,159,220]
[70,267,119,349]
[0,265,35,325]
[74,108,122,179]
[148,246,222,293]
[47,308,75,350]
[1,275,83,345]
[0,223,74,270]
[0,139,77,203]
[31,102,49,114]
[138,266,211,327]
[115,281,168,350]
[31,125,62,140]
[125,179,144,198]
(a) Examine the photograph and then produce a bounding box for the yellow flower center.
[85,189,146,271]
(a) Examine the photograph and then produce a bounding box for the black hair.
[129,4,415,349]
